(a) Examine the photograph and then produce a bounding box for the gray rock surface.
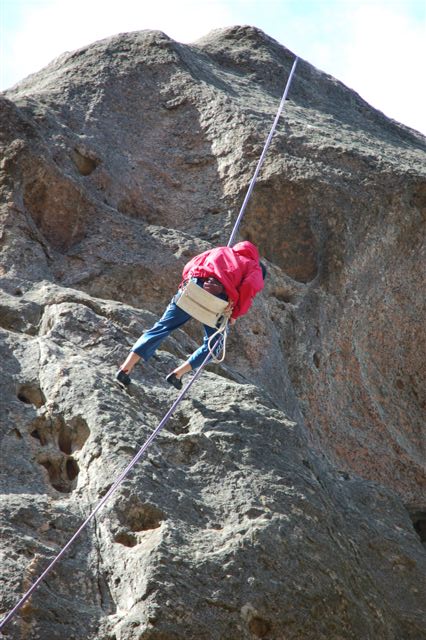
[0,25,425,640]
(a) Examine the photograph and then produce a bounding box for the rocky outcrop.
[0,25,425,640]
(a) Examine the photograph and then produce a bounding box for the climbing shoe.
[116,369,131,387]
[166,372,183,390]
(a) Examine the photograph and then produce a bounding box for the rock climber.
[116,241,266,390]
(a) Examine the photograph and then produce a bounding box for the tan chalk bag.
[176,280,230,328]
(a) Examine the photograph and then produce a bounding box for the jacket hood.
[232,241,260,262]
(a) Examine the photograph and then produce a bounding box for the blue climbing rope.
[0,56,298,632]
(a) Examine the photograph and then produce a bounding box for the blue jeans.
[131,299,223,370]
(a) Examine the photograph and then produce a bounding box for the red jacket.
[182,241,264,319]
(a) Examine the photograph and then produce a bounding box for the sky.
[0,0,425,134]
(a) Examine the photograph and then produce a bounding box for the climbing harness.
[0,55,298,632]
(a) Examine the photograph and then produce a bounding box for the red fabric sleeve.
[181,250,212,282]
[231,264,264,319]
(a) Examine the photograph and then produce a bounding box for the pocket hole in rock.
[16,383,45,408]
[169,414,190,435]
[117,501,165,534]
[245,507,264,520]
[249,616,271,638]
[58,426,72,455]
[38,454,80,493]
[31,429,42,441]
[410,511,426,543]
[252,326,261,335]
[18,393,32,405]
[39,459,63,492]
[129,504,164,532]
[114,532,138,548]
[66,457,79,481]
[71,148,101,176]
[272,287,295,304]
[29,415,53,446]
[58,416,90,454]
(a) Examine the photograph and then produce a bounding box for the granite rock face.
[0,26,425,640]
